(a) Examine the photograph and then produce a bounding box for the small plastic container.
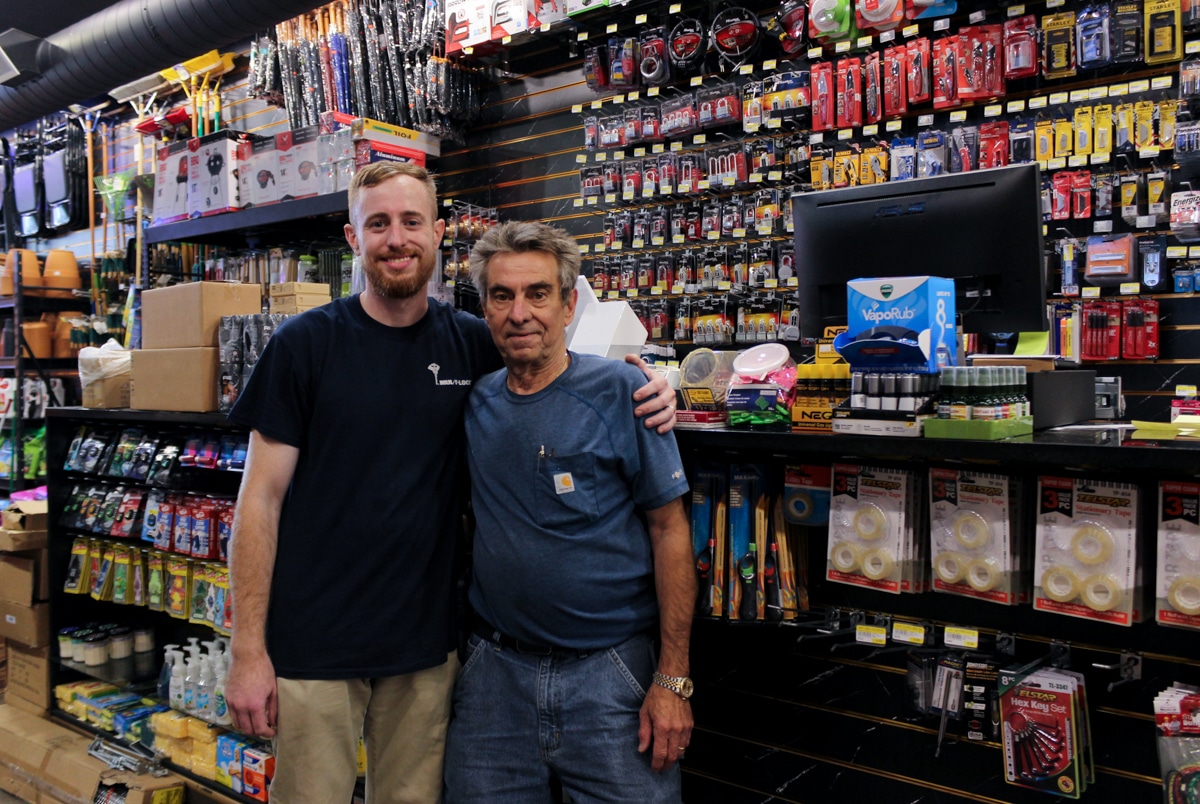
[109,627,133,659]
[70,629,95,663]
[1175,268,1195,293]
[83,633,110,667]
[57,626,80,658]
[133,628,155,654]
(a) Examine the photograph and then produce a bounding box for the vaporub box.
[835,276,957,372]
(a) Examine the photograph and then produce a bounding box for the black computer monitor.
[790,163,1048,340]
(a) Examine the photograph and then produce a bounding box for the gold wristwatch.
[652,671,694,700]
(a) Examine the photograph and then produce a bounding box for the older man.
[444,221,695,803]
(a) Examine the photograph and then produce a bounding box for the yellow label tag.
[984,105,1002,117]
[808,47,824,59]
[1049,92,1069,105]
[693,134,707,144]
[903,24,919,37]
[577,32,588,42]
[856,625,888,645]
[949,110,967,122]
[1029,96,1048,109]
[690,75,703,87]
[886,120,903,132]
[1167,246,1188,258]
[1082,286,1101,298]
[1120,282,1141,294]
[836,40,851,52]
[572,104,583,114]
[636,13,647,23]
[863,124,879,136]
[892,622,926,645]
[763,59,778,70]
[944,627,979,649]
[595,152,607,161]
[1178,385,1198,397]
[1007,4,1026,15]
[857,36,873,48]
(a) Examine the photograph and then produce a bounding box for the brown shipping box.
[6,643,49,712]
[82,374,132,409]
[141,282,262,349]
[0,599,48,648]
[0,528,46,552]
[3,500,48,533]
[131,347,219,412]
[95,769,186,804]
[0,550,50,606]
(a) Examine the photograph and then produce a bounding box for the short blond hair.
[347,162,439,224]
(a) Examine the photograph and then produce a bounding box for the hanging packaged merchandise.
[891,136,917,180]
[1078,4,1114,68]
[1043,13,1078,79]
[836,57,864,128]
[1161,99,1180,148]
[1171,189,1200,242]
[632,208,650,244]
[1120,169,1144,223]
[1134,100,1158,149]
[722,198,744,237]
[711,7,762,70]
[754,189,782,232]
[1009,118,1034,164]
[929,469,1020,604]
[857,0,904,32]
[608,36,639,91]
[620,159,643,200]
[948,126,978,172]
[1072,171,1093,218]
[811,145,834,188]
[778,242,797,279]
[582,116,599,151]
[883,45,908,116]
[698,82,743,128]
[1147,170,1171,222]
[811,61,835,131]
[579,166,603,200]
[917,131,947,177]
[1004,15,1040,79]
[661,93,699,140]
[809,0,854,42]
[1093,104,1114,156]
[642,159,659,198]
[827,464,917,594]
[693,295,733,344]
[863,52,883,124]
[746,138,777,173]
[906,37,932,104]
[1115,103,1135,151]
[598,115,625,149]
[932,37,961,108]
[639,27,671,87]
[641,105,663,142]
[999,665,1092,798]
[861,142,889,183]
[701,200,721,238]
[1155,481,1200,629]
[1112,1,1144,61]
[957,25,1003,100]
[832,144,860,187]
[601,162,620,195]
[655,252,674,286]
[705,144,746,188]
[1054,116,1075,158]
[979,121,1009,168]
[703,247,731,288]
[623,108,642,146]
[906,0,956,21]
[743,80,765,130]
[1094,169,1115,217]
[583,45,609,91]
[1085,232,1136,283]
[1182,58,1200,107]
[1051,171,1073,220]
[1123,297,1160,357]
[766,0,809,57]
[669,17,707,74]
[1145,0,1183,64]
[590,259,609,293]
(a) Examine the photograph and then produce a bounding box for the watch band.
[653,671,694,700]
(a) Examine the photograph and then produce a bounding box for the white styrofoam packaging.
[1157,481,1200,630]
[1034,476,1140,626]
[276,126,320,201]
[565,276,647,359]
[827,464,911,594]
[187,131,246,218]
[244,137,278,208]
[152,140,191,225]
[836,275,957,372]
[929,469,1017,604]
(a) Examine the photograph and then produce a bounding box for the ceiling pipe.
[0,0,322,131]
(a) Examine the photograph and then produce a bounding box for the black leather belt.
[472,617,564,656]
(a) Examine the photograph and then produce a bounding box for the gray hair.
[469,221,580,303]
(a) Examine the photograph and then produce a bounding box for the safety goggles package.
[1156,481,1200,630]
[929,469,1019,604]
[828,463,915,594]
[698,82,743,128]
[1035,476,1141,626]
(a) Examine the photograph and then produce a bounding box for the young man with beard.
[225,163,676,803]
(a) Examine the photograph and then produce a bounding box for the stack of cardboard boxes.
[268,282,331,316]
[132,282,263,413]
[0,501,51,717]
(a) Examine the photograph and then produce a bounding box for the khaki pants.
[271,652,458,804]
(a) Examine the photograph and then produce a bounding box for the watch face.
[681,678,695,698]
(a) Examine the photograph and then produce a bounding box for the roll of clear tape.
[966,558,1000,592]
[1041,565,1080,603]
[1168,575,1200,616]
[852,503,887,541]
[786,490,815,522]
[1070,522,1115,566]
[1080,573,1123,612]
[933,551,967,584]
[860,548,896,581]
[830,541,862,573]
[952,510,993,551]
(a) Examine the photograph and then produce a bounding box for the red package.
[906,38,931,105]
[1072,171,1092,219]
[836,57,863,128]
[1003,15,1039,80]
[957,25,1004,100]
[932,36,962,109]
[812,61,835,131]
[978,121,1010,168]
[883,45,908,117]
[863,52,883,124]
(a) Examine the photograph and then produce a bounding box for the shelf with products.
[144,191,349,247]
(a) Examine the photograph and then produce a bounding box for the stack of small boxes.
[268,281,332,315]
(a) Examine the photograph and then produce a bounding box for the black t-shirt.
[228,296,500,679]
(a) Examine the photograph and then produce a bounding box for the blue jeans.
[443,631,682,803]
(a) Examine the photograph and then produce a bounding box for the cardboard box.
[276,126,320,201]
[141,282,262,349]
[837,276,957,372]
[271,292,330,307]
[95,769,186,804]
[0,600,47,648]
[0,549,49,605]
[354,138,427,168]
[244,136,278,208]
[131,348,219,413]
[268,304,321,316]
[151,140,191,226]
[242,746,274,802]
[269,281,329,297]
[82,374,132,409]
[3,500,48,532]
[187,130,246,218]
[6,643,49,711]
[0,528,46,552]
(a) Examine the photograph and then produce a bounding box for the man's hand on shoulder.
[627,354,677,434]
[638,683,693,771]
[226,649,279,739]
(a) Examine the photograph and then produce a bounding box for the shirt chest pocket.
[535,452,600,532]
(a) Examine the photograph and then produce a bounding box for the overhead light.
[0,28,60,87]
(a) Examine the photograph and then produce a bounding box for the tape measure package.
[827,463,915,593]
[929,468,1020,605]
[691,464,728,619]
[1156,480,1200,630]
[1034,476,1140,626]
[784,464,831,526]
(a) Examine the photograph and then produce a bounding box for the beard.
[363,248,436,299]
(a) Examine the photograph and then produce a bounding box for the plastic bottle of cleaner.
[183,643,202,713]
[158,644,180,701]
[167,648,186,710]
[212,652,232,726]
[196,655,214,717]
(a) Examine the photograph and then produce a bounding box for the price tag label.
[502,35,512,44]
[838,129,854,140]
[810,132,825,143]
[944,627,979,650]
[857,36,873,48]
[1046,0,1064,6]
[661,183,673,194]
[903,24,919,37]
[984,104,1002,117]
[1120,282,1141,295]
[1068,155,1088,167]
[641,188,654,199]
[750,173,763,183]
[693,179,708,190]
[648,87,660,97]
[679,181,692,193]
[809,47,824,59]
[733,227,747,238]
[672,234,685,244]
[886,119,903,132]
[763,59,778,70]
[880,30,896,43]
[591,99,603,110]
[577,31,589,42]
[632,239,645,249]
[626,289,638,297]
[670,141,683,152]
[1153,76,1174,89]
[693,134,707,145]
[1178,385,1199,397]
[622,191,634,201]
[863,124,879,136]
[1130,79,1151,93]
[629,91,641,101]
[1047,157,1066,170]
[653,143,665,153]
[1137,214,1157,228]
[634,147,646,157]
[836,40,851,53]
[717,280,732,291]
[1029,96,1048,109]
[671,284,684,294]
[1082,286,1101,298]
[918,114,934,126]
[767,118,783,129]
[595,243,606,253]
[787,277,799,287]
[768,170,783,181]
[740,64,754,75]
[1167,246,1188,258]
[934,18,950,30]
[574,198,585,208]
[586,196,598,205]
[614,150,625,160]
[635,13,647,23]
[764,278,779,288]
[1189,40,1200,55]
[856,625,888,645]
[651,286,663,296]
[670,3,681,11]
[949,110,967,122]
[1037,160,1048,171]
[576,154,588,164]
[1109,83,1128,96]
[1090,154,1111,165]
[1190,246,1200,258]
[1007,4,1026,15]
[892,622,927,645]
[706,231,719,240]
[606,23,617,33]
[1049,92,1069,105]
[745,123,761,133]
[595,152,607,161]
[579,245,589,255]
[607,290,620,300]
[690,75,703,87]
[651,236,665,246]
[969,10,986,23]
[1069,89,1088,102]
[572,104,583,114]
[604,193,616,203]
[1089,86,1108,99]
[1093,220,1114,233]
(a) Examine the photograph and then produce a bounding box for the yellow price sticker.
[943,627,979,650]
[856,625,887,646]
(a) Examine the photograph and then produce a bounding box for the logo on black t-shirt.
[428,362,473,387]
